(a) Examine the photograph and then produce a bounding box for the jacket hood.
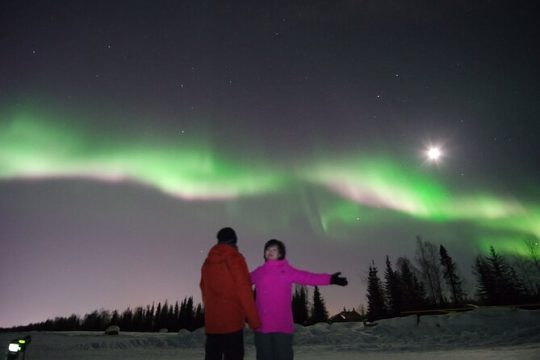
[205,243,239,265]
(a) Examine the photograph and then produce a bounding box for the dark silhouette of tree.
[474,255,494,303]
[49,314,81,331]
[358,304,366,319]
[178,298,185,329]
[81,310,109,331]
[154,302,162,331]
[119,308,133,331]
[524,239,540,275]
[159,300,170,330]
[194,303,205,329]
[292,285,309,325]
[110,310,119,327]
[186,297,195,330]
[474,246,525,305]
[415,236,445,305]
[172,301,180,331]
[132,307,145,331]
[366,261,386,321]
[65,314,81,331]
[144,303,154,332]
[0,298,206,333]
[510,240,540,299]
[439,245,466,305]
[169,303,175,329]
[309,286,329,324]
[512,254,540,298]
[178,296,195,330]
[396,257,427,310]
[384,256,402,316]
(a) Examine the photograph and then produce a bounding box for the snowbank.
[1,308,538,359]
[294,307,540,351]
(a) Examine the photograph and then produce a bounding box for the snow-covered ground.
[2,307,539,359]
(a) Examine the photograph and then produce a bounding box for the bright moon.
[427,147,442,161]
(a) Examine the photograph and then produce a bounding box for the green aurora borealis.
[2,108,538,256]
[2,0,540,329]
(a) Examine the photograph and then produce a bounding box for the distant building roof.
[329,309,364,323]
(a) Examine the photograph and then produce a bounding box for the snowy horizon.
[1,307,539,359]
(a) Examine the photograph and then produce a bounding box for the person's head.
[264,239,286,261]
[216,227,237,246]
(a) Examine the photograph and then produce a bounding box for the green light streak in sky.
[0,111,286,199]
[302,157,452,219]
[304,157,531,223]
[477,206,540,245]
[302,157,539,255]
[476,235,536,257]
[1,108,538,255]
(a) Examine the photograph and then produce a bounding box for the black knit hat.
[217,227,237,245]
[264,239,286,260]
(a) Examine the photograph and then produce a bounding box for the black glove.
[330,272,348,286]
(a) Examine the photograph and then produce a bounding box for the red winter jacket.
[200,243,261,334]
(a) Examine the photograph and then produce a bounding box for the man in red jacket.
[200,227,260,360]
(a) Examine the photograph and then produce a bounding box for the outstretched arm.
[290,266,331,286]
[290,267,349,287]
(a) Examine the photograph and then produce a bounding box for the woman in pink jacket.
[250,239,348,360]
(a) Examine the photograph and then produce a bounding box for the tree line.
[3,290,331,332]
[1,297,204,333]
[292,285,331,325]
[365,237,540,321]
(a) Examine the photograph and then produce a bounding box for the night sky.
[1,1,539,328]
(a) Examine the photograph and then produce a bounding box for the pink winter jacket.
[250,259,331,334]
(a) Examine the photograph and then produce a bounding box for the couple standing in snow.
[200,227,348,360]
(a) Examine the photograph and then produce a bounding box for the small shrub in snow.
[104,325,120,335]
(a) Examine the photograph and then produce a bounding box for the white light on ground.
[8,343,21,352]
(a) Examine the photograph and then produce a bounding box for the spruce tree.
[179,298,187,329]
[292,286,309,325]
[366,261,386,321]
[474,255,493,303]
[172,301,180,332]
[397,257,415,310]
[167,304,175,332]
[524,239,540,275]
[62,314,81,331]
[157,301,169,330]
[154,302,162,331]
[185,297,194,330]
[120,308,133,331]
[384,256,402,316]
[110,310,119,327]
[310,286,329,324]
[144,303,155,332]
[439,245,465,305]
[194,303,205,330]
[474,246,524,305]
[132,307,145,331]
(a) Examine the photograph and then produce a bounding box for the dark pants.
[205,329,244,360]
[254,332,294,360]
